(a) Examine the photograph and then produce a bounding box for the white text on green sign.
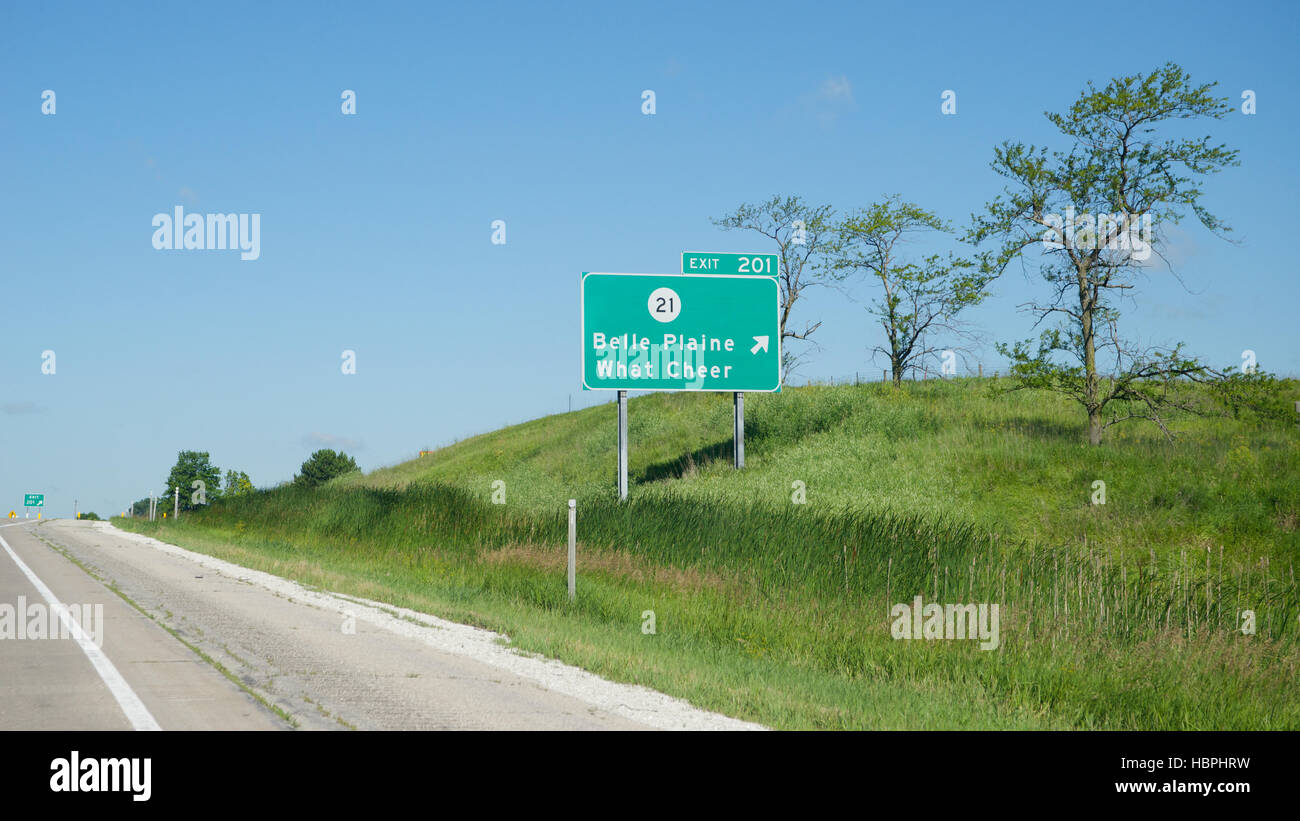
[581,272,780,392]
[681,252,778,276]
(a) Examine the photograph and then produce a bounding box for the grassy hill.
[116,378,1300,729]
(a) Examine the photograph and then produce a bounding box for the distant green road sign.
[581,272,781,392]
[24,493,44,507]
[682,251,778,277]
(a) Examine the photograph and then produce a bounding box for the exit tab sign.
[682,252,778,277]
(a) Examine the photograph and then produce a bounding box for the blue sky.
[1,0,1296,517]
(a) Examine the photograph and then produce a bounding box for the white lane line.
[0,530,161,731]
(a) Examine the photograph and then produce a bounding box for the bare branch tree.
[713,195,835,380]
[827,195,987,386]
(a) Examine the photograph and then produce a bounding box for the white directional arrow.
[750,336,769,354]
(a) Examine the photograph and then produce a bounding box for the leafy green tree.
[164,450,222,511]
[968,63,1238,444]
[1208,367,1298,424]
[294,449,359,488]
[223,469,254,498]
[713,195,835,379]
[828,195,985,386]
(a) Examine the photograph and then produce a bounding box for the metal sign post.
[617,390,628,500]
[734,391,744,469]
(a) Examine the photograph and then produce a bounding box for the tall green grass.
[115,378,1300,728]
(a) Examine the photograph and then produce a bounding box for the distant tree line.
[130,451,255,515]
[131,447,360,515]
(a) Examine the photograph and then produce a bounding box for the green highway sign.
[24,493,44,507]
[581,272,781,392]
[682,251,778,277]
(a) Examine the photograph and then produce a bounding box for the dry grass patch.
[479,543,735,594]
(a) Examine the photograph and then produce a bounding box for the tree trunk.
[1085,324,1101,445]
[1080,267,1101,445]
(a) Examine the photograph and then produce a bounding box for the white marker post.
[567,499,577,602]
[173,487,179,520]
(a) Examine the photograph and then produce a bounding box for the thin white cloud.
[816,75,853,104]
[801,74,855,127]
